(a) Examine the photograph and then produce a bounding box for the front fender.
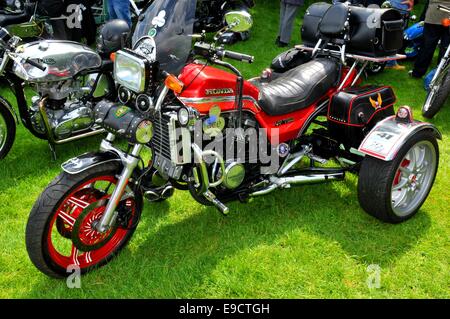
[61,151,122,175]
[358,116,442,161]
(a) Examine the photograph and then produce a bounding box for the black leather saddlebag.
[270,48,312,73]
[94,100,149,144]
[348,6,404,57]
[301,3,404,57]
[327,86,396,148]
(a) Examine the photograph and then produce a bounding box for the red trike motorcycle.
[26,0,441,277]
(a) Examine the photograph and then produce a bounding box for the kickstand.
[48,142,57,161]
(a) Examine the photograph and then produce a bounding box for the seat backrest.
[318,3,350,39]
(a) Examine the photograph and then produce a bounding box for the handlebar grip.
[222,50,254,63]
[25,58,46,71]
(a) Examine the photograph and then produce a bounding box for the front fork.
[95,133,143,233]
[430,43,450,89]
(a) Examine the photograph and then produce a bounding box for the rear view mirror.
[224,11,253,32]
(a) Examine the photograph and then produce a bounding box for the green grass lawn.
[0,0,449,298]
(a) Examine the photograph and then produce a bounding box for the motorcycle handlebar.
[25,58,47,71]
[218,49,254,63]
[193,42,254,64]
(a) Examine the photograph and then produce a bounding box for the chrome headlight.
[177,106,198,127]
[114,49,152,93]
[178,107,190,126]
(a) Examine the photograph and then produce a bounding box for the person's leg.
[279,4,300,44]
[413,23,441,77]
[112,0,131,27]
[107,0,118,20]
[277,2,286,40]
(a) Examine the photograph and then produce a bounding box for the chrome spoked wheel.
[391,141,437,217]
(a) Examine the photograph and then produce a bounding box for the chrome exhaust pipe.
[251,172,345,197]
[161,185,175,200]
[144,190,161,202]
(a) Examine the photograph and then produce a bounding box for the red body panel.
[177,63,357,144]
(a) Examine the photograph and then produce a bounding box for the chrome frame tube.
[277,146,311,176]
[251,171,345,197]
[191,144,226,190]
[338,60,358,91]
[311,39,323,57]
[155,86,169,113]
[129,0,141,16]
[96,143,143,233]
[351,60,368,86]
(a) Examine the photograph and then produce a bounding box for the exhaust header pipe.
[250,171,345,197]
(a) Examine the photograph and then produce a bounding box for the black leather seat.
[257,58,339,116]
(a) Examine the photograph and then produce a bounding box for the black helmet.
[97,19,130,56]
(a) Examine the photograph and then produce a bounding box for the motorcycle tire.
[26,162,143,278]
[0,97,16,159]
[357,130,439,224]
[422,71,450,119]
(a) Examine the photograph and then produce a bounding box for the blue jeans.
[107,0,131,27]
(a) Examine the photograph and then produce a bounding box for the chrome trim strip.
[178,95,259,105]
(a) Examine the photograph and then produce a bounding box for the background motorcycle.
[422,4,450,118]
[0,20,129,159]
[25,0,440,278]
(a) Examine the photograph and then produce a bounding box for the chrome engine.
[151,109,253,190]
[29,76,100,140]
[13,40,106,141]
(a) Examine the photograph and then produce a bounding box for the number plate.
[359,116,439,161]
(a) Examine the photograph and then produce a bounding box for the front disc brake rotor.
[71,199,118,252]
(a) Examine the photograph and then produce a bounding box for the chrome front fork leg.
[96,143,143,233]
[430,44,450,88]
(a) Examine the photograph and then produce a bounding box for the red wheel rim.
[46,176,136,270]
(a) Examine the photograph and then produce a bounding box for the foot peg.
[203,191,229,215]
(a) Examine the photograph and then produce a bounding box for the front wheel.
[357,130,439,223]
[0,97,16,159]
[26,162,143,278]
[422,71,450,119]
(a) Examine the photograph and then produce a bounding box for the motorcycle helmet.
[97,19,130,57]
